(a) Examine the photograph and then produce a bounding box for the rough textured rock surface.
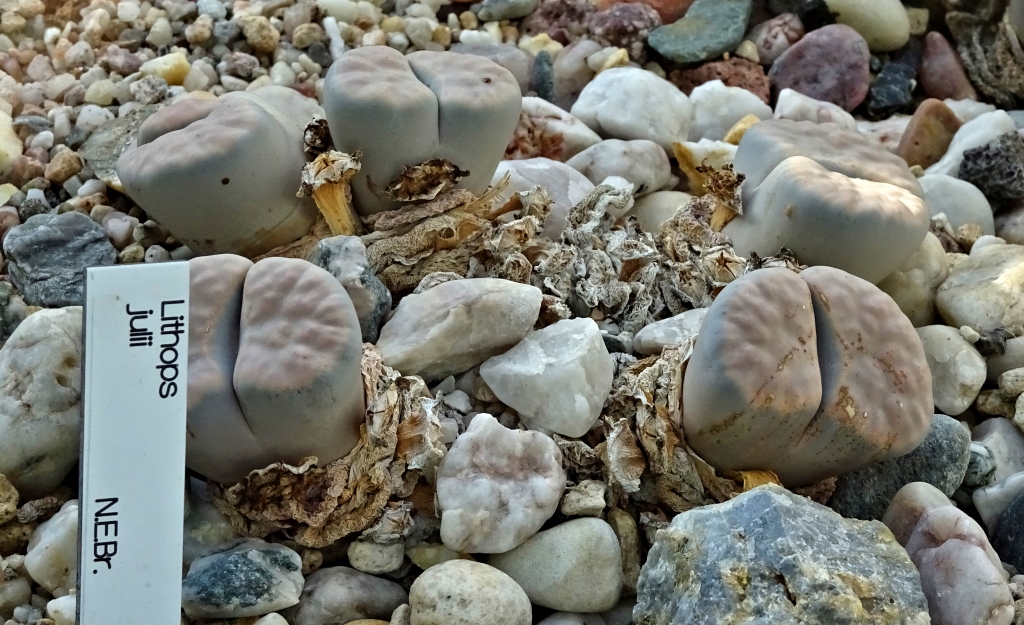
[634,485,929,625]
[0,307,82,499]
[683,267,933,486]
[828,415,970,521]
[958,130,1024,205]
[3,211,116,307]
[181,540,304,619]
[376,278,542,383]
[480,318,613,438]
[409,560,531,625]
[436,413,565,554]
[935,243,1024,332]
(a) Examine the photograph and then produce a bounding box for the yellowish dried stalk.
[298,151,364,237]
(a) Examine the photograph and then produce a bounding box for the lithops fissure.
[725,119,930,283]
[117,87,324,258]
[324,47,521,216]
[682,267,933,487]
[186,255,366,484]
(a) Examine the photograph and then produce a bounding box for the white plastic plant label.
[78,262,190,625]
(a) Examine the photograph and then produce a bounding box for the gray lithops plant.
[683,267,933,486]
[117,87,324,258]
[323,47,521,215]
[725,119,930,283]
[186,255,365,484]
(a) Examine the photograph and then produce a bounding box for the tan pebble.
[0,474,16,525]
[598,48,629,72]
[501,24,517,43]
[43,148,83,184]
[458,10,477,29]
[0,12,27,34]
[238,15,280,53]
[381,15,405,32]
[432,24,451,46]
[735,39,759,64]
[723,113,762,145]
[906,7,928,36]
[14,0,44,18]
[139,51,190,85]
[896,98,961,169]
[291,22,325,48]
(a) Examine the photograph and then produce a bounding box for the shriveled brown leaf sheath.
[211,345,439,548]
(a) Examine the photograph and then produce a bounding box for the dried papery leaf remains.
[380,159,470,203]
[505,110,567,161]
[298,150,364,236]
[210,345,445,548]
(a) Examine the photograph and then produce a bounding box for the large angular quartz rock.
[935,243,1024,332]
[633,485,930,625]
[682,267,933,486]
[480,317,613,438]
[436,414,565,553]
[376,278,542,383]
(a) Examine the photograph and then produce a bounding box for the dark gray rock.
[993,488,1024,572]
[532,51,555,103]
[634,484,930,625]
[308,235,391,343]
[306,42,333,69]
[768,0,835,30]
[959,130,1024,204]
[3,212,116,307]
[181,540,304,619]
[828,414,971,520]
[866,62,915,120]
[0,282,29,345]
[963,441,997,490]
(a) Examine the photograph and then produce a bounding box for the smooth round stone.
[518,97,602,162]
[566,139,670,196]
[286,567,407,625]
[822,0,908,51]
[920,174,994,236]
[347,540,405,574]
[877,232,949,327]
[935,243,1024,332]
[916,325,986,416]
[489,518,623,613]
[906,506,1014,625]
[987,336,1024,385]
[647,0,752,64]
[553,39,602,111]
[944,98,997,123]
[768,24,870,112]
[882,482,954,546]
[538,614,606,625]
[409,560,531,625]
[996,203,1024,245]
[625,190,692,233]
[895,99,963,170]
[571,67,693,150]
[492,158,595,239]
[633,308,707,355]
[688,79,772,141]
[920,31,978,102]
[828,415,970,521]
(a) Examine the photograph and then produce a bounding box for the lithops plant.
[724,119,930,283]
[682,266,933,487]
[118,86,324,258]
[186,255,365,484]
[323,47,521,216]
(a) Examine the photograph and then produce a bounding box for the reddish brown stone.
[920,31,978,102]
[896,99,962,169]
[669,57,770,103]
[521,0,593,44]
[593,0,695,23]
[585,2,661,61]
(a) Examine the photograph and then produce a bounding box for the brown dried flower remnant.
[380,158,470,203]
[211,345,445,548]
[298,151,363,237]
[505,110,568,161]
[303,118,335,158]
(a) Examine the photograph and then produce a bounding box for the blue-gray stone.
[866,62,915,120]
[532,51,555,103]
[308,235,392,343]
[634,484,930,625]
[3,211,116,307]
[993,487,1024,572]
[477,0,540,22]
[646,0,752,64]
[828,414,971,521]
[181,540,304,619]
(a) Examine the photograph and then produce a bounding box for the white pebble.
[28,131,53,150]
[45,595,75,625]
[25,501,79,595]
[77,178,106,197]
[75,104,114,132]
[144,244,170,262]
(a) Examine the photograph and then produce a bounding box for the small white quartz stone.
[436,414,566,554]
[480,317,614,438]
